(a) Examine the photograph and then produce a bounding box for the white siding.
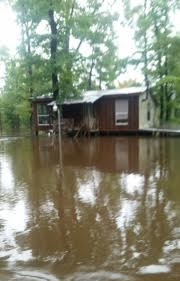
[139,93,159,129]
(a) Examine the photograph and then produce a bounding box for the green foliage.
[123,0,180,124]
[1,59,31,129]
[1,0,123,130]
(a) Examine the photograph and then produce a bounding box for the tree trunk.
[88,59,94,90]
[143,0,150,99]
[164,56,169,121]
[151,0,170,124]
[26,24,33,97]
[21,3,33,98]
[164,2,169,122]
[152,2,164,124]
[48,9,59,100]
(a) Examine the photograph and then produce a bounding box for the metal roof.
[30,93,53,101]
[63,87,146,105]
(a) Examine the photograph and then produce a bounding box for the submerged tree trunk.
[48,9,59,100]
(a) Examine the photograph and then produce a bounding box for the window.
[115,99,128,126]
[37,104,49,125]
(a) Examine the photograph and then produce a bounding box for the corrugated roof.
[63,87,146,105]
[30,93,53,101]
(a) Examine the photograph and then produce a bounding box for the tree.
[48,7,59,100]
[1,0,124,130]
[122,0,180,124]
[11,0,122,97]
[166,35,180,120]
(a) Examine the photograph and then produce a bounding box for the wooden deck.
[66,128,99,138]
[66,127,180,137]
[139,128,180,136]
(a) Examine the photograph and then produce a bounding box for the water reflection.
[0,136,179,280]
[0,155,14,191]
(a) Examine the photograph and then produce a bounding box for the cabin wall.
[139,93,158,129]
[96,95,139,132]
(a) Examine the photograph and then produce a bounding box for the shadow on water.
[0,136,179,280]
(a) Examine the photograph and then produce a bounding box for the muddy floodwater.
[0,136,179,281]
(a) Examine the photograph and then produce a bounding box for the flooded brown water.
[0,136,179,281]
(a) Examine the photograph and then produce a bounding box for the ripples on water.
[0,136,179,280]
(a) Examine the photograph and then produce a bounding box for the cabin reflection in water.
[32,136,164,175]
[63,137,139,173]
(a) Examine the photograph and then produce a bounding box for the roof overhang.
[62,87,146,105]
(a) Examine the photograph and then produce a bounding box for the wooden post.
[57,106,63,174]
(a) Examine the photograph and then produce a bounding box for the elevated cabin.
[62,87,157,135]
[30,87,157,136]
